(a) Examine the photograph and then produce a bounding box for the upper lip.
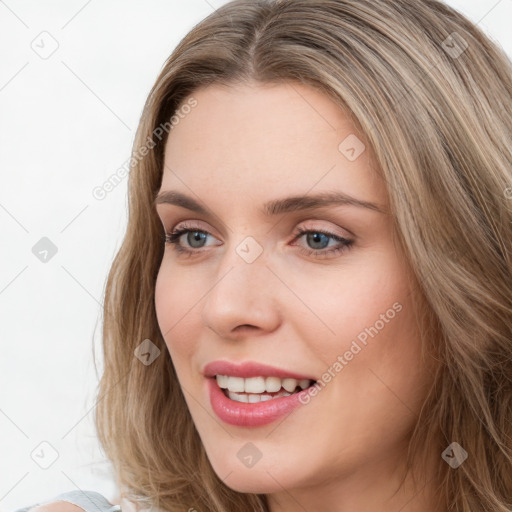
[203,360,317,381]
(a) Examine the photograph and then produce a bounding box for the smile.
[215,375,314,403]
[203,360,318,426]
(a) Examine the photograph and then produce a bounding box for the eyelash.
[162,223,354,259]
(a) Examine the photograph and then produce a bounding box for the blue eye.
[163,226,214,255]
[291,227,353,258]
[163,224,353,259]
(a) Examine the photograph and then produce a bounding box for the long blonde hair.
[94,1,512,510]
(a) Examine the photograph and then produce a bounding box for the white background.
[1,0,511,510]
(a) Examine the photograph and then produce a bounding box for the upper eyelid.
[167,223,352,243]
[156,210,355,236]
[167,220,220,238]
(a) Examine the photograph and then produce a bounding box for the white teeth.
[227,390,293,403]
[299,379,310,390]
[216,374,313,396]
[282,378,299,392]
[265,376,282,392]
[244,376,266,393]
[216,374,229,389]
[227,376,245,392]
[228,391,248,403]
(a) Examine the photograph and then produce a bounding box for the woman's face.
[154,81,435,505]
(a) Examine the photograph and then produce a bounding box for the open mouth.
[215,374,317,403]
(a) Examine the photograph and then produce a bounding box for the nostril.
[236,324,257,331]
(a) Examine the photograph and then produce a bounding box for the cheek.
[154,263,200,363]
[288,253,408,358]
[302,253,427,403]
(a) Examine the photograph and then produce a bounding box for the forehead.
[160,81,385,208]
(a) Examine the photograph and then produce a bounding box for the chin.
[217,469,294,494]
[205,449,307,494]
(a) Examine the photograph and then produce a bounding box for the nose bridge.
[200,236,281,336]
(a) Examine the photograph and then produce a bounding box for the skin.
[154,81,442,512]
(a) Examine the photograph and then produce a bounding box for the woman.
[16,0,512,511]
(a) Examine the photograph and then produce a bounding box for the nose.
[200,242,282,340]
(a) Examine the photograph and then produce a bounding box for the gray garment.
[11,490,121,512]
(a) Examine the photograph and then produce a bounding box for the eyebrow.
[153,190,386,216]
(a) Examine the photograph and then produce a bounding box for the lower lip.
[207,378,311,427]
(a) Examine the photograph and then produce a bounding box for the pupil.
[188,231,206,248]
[308,232,328,249]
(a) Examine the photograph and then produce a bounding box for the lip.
[207,378,313,427]
[203,360,316,381]
[203,360,317,427]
